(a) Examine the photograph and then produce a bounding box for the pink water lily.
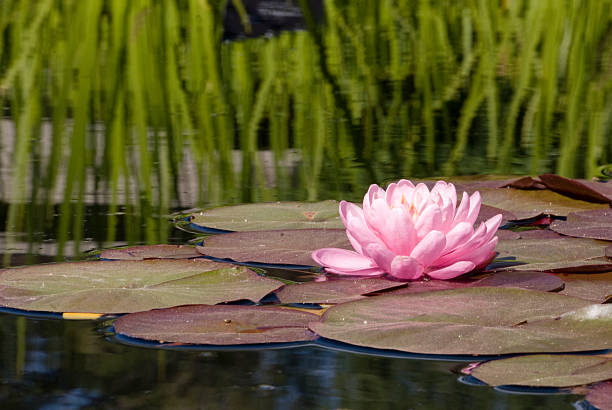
[312,180,502,280]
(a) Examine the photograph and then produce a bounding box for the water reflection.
[0,315,583,409]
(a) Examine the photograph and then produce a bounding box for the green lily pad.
[550,209,612,241]
[113,304,319,345]
[189,201,343,232]
[276,277,407,305]
[586,380,612,410]
[0,260,283,314]
[538,174,612,204]
[100,245,201,260]
[479,188,608,220]
[557,272,612,303]
[197,229,350,266]
[495,237,612,272]
[310,288,612,355]
[469,354,612,387]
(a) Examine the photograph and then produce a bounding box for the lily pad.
[469,354,612,387]
[539,174,612,204]
[197,229,350,267]
[189,201,343,232]
[586,380,612,410]
[496,230,521,240]
[550,209,612,241]
[517,229,563,240]
[557,272,612,303]
[276,277,407,305]
[310,288,612,355]
[100,245,201,260]
[0,260,283,314]
[479,188,608,220]
[382,271,564,296]
[495,237,612,272]
[113,304,319,345]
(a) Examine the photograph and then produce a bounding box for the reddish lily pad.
[586,380,612,410]
[469,354,612,387]
[479,188,608,220]
[383,271,564,296]
[113,304,319,345]
[196,229,351,266]
[189,201,343,232]
[495,237,612,272]
[538,174,612,204]
[476,204,516,228]
[0,260,283,314]
[310,288,612,355]
[550,209,612,241]
[557,272,612,303]
[504,176,546,190]
[276,277,408,304]
[100,245,201,260]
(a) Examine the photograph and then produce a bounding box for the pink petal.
[325,267,387,276]
[431,222,488,266]
[438,196,456,232]
[390,256,424,280]
[452,192,470,226]
[413,183,432,213]
[410,230,446,267]
[376,206,417,255]
[466,191,482,225]
[346,230,364,254]
[427,261,476,280]
[364,184,385,208]
[414,204,442,239]
[364,242,396,273]
[443,222,474,253]
[482,214,503,243]
[311,248,384,276]
[465,237,499,269]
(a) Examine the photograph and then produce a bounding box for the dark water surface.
[1,315,583,409]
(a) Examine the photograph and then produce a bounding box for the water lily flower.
[312,180,502,280]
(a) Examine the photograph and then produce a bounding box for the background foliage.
[1,0,611,249]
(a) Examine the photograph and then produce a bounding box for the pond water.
[1,1,611,408]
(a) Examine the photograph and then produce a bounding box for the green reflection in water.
[0,0,611,255]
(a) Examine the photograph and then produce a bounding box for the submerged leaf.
[189,201,343,232]
[114,304,319,345]
[0,260,283,314]
[310,287,612,355]
[470,354,612,387]
[197,229,350,266]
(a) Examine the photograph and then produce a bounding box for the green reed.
[0,0,611,254]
